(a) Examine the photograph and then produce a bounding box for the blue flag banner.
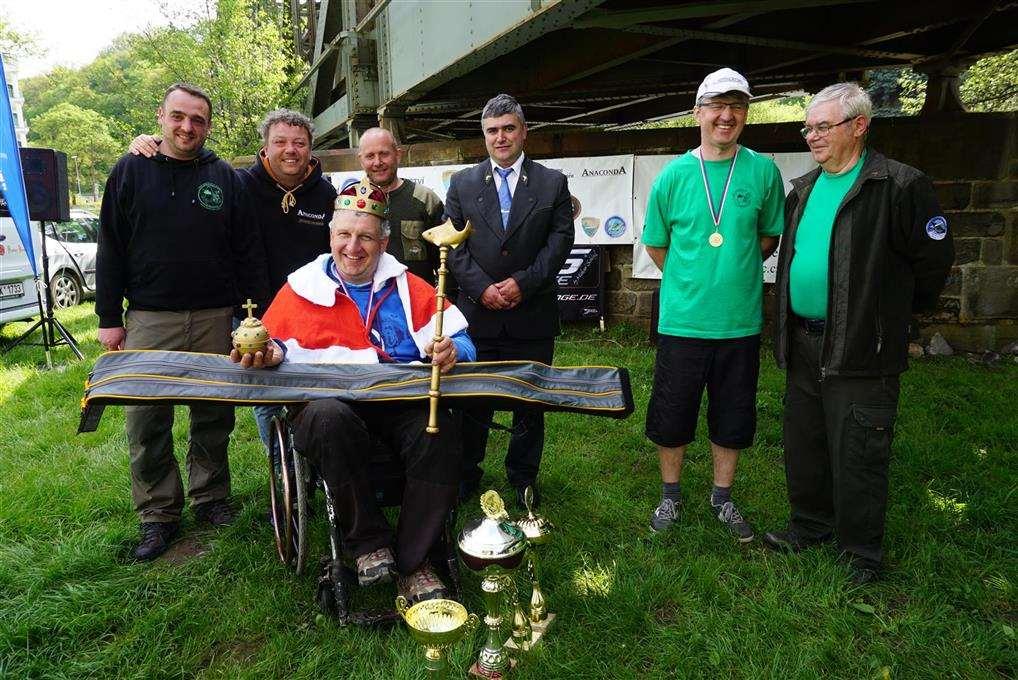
[0,54,36,277]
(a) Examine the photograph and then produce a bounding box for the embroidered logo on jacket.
[197,182,224,211]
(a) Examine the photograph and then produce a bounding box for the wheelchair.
[265,405,462,626]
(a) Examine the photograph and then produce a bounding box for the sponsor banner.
[556,245,603,322]
[631,151,817,282]
[328,154,635,246]
[541,155,634,245]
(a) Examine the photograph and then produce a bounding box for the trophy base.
[504,612,555,651]
[468,657,517,678]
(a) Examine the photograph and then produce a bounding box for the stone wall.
[309,112,1017,350]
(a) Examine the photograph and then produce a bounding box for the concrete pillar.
[916,63,967,114]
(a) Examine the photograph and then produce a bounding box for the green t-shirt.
[641,146,785,339]
[789,151,867,320]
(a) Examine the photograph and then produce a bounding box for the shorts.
[645,334,761,450]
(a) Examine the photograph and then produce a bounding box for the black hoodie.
[96,149,268,328]
[237,154,336,308]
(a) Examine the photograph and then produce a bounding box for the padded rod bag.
[79,350,634,433]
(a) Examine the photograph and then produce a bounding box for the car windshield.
[50,220,96,244]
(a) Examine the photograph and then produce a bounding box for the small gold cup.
[397,596,479,679]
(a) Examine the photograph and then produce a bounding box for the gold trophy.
[396,596,479,679]
[231,299,269,355]
[513,486,555,647]
[458,491,528,677]
[421,219,473,435]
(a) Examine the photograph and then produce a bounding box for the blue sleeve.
[451,328,476,362]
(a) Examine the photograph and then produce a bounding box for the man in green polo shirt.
[642,68,784,542]
[767,83,953,585]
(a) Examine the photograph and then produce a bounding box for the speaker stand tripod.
[2,220,83,367]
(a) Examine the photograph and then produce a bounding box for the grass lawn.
[1,303,1015,679]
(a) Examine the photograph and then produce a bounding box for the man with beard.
[98,83,268,560]
[130,109,337,448]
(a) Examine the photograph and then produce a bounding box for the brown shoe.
[397,563,449,605]
[194,499,235,527]
[355,547,395,586]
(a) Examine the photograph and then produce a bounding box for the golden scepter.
[421,219,473,434]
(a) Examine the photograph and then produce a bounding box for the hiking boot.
[397,563,449,605]
[194,499,235,527]
[711,499,754,543]
[762,528,829,553]
[133,521,180,561]
[649,497,681,533]
[355,547,395,586]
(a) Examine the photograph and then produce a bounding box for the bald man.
[357,128,446,284]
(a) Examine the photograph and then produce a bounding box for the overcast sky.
[2,0,195,78]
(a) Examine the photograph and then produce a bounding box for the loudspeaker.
[0,147,71,222]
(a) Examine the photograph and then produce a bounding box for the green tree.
[0,10,40,59]
[29,103,121,191]
[898,49,1017,115]
[133,0,301,158]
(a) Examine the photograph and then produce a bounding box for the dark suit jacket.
[446,157,574,339]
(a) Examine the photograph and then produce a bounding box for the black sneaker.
[711,499,754,543]
[194,499,235,527]
[650,497,681,533]
[134,522,180,561]
[762,528,829,553]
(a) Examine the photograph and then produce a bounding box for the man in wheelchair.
[232,179,476,604]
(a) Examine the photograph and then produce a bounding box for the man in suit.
[446,93,574,508]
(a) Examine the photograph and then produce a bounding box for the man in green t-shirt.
[767,83,953,585]
[642,68,785,542]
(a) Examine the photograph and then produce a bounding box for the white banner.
[328,154,636,246]
[631,151,817,282]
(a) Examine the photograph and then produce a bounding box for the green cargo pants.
[124,308,235,523]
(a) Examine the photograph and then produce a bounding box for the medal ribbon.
[697,146,740,228]
[332,265,397,361]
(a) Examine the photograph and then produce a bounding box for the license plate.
[1,282,25,299]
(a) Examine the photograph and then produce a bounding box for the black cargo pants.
[782,324,901,571]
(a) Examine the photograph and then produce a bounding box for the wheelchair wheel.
[267,415,308,573]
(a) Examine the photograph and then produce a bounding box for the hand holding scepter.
[421,219,473,434]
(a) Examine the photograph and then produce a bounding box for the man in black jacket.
[446,94,574,507]
[129,108,338,450]
[98,83,269,561]
[765,83,954,584]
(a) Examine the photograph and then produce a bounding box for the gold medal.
[709,232,724,247]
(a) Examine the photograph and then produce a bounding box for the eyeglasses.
[699,101,748,113]
[800,117,855,138]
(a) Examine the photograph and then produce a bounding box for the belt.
[796,316,826,334]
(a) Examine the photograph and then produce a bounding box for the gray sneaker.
[712,499,754,543]
[650,497,681,533]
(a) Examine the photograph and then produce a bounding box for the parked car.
[0,216,42,327]
[45,210,98,309]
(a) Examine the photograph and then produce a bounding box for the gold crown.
[336,177,387,218]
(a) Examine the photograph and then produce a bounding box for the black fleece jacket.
[96,149,268,328]
[237,154,336,308]
[774,149,954,377]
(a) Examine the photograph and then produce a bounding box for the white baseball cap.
[696,68,751,103]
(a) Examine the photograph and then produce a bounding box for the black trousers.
[783,325,901,570]
[460,335,555,489]
[292,399,460,576]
